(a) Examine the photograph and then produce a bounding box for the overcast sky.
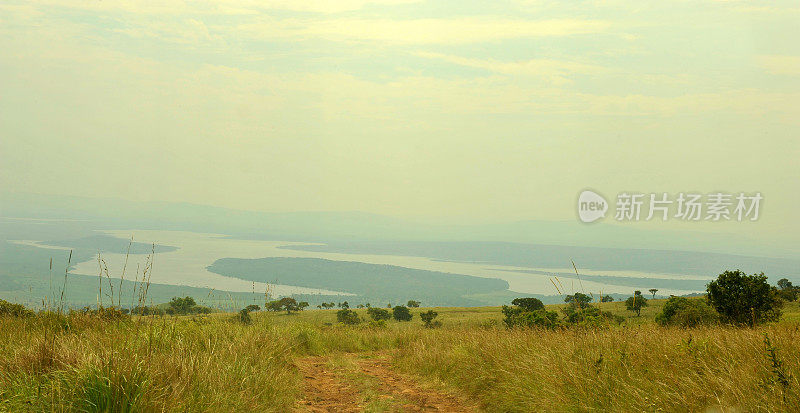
[1,1,798,244]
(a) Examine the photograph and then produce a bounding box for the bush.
[655,297,717,327]
[237,308,252,325]
[776,278,798,302]
[502,306,560,329]
[131,306,164,316]
[563,305,623,326]
[0,299,33,317]
[407,300,420,308]
[420,310,441,328]
[367,307,391,321]
[165,296,213,315]
[336,309,361,325]
[73,306,129,320]
[367,320,387,329]
[392,306,413,321]
[706,270,782,326]
[511,297,544,312]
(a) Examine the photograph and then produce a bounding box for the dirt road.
[295,352,478,412]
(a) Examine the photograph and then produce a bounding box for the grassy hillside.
[2,299,799,411]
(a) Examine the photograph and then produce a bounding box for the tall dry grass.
[393,323,800,412]
[0,314,300,411]
[2,291,799,411]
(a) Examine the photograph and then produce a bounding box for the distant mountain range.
[2,192,796,259]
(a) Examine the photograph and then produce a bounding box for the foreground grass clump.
[0,313,300,412]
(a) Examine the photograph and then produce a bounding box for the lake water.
[23,229,706,296]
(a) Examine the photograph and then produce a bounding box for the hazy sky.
[1,1,798,241]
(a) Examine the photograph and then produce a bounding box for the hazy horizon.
[1,0,799,249]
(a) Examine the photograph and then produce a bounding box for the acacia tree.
[511,297,544,312]
[276,297,298,314]
[564,293,592,309]
[706,270,782,326]
[601,295,614,303]
[625,291,648,316]
[407,300,420,308]
[649,289,658,298]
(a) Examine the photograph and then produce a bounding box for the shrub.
[420,310,441,328]
[367,307,391,321]
[511,297,544,312]
[336,309,361,325]
[131,306,164,316]
[655,297,717,327]
[563,305,623,326]
[0,299,33,317]
[776,278,798,302]
[73,306,129,320]
[625,291,648,316]
[706,270,782,326]
[601,295,614,303]
[237,308,252,325]
[165,296,213,315]
[502,307,560,329]
[407,300,421,308]
[392,306,413,321]
[367,320,387,329]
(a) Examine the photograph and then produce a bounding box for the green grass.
[1,300,799,411]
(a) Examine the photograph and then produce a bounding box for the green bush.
[366,307,391,321]
[72,306,129,320]
[776,278,798,302]
[563,305,623,326]
[367,320,387,329]
[420,310,441,328]
[165,296,213,315]
[131,306,164,316]
[0,299,33,317]
[392,306,413,322]
[502,306,560,329]
[707,270,782,326]
[655,297,717,327]
[336,309,361,325]
[237,308,252,325]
